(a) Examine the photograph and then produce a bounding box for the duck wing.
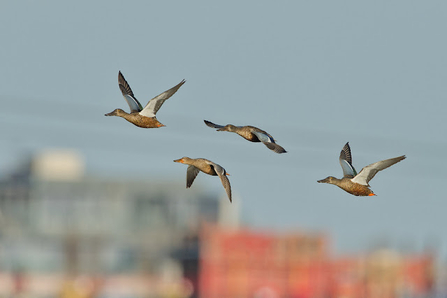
[186,165,200,188]
[351,155,406,186]
[139,79,186,117]
[205,160,232,202]
[263,142,287,154]
[204,120,225,129]
[118,71,144,112]
[251,130,287,154]
[339,142,357,178]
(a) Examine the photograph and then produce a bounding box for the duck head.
[105,108,126,117]
[217,124,237,132]
[174,157,192,164]
[317,176,336,184]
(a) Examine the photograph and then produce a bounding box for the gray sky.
[1,1,446,255]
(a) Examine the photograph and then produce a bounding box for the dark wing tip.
[274,147,287,154]
[393,155,407,164]
[175,79,186,89]
[204,120,214,127]
[340,141,353,164]
[166,79,186,96]
[118,71,133,94]
[118,70,125,82]
[264,142,287,154]
[204,120,223,129]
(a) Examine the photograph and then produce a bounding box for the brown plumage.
[104,110,165,128]
[318,142,406,196]
[174,157,232,202]
[317,176,376,196]
[105,71,185,128]
[204,120,286,154]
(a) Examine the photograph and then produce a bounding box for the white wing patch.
[139,106,156,117]
[340,159,356,178]
[251,130,272,143]
[123,94,143,113]
[350,171,371,186]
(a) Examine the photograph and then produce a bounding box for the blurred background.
[1,1,446,297]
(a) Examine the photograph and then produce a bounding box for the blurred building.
[0,150,440,298]
[199,225,329,298]
[330,251,435,298]
[0,149,229,297]
[199,225,436,298]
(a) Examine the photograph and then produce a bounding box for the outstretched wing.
[139,79,186,117]
[186,165,200,188]
[118,71,144,112]
[251,130,286,154]
[351,155,406,186]
[206,160,232,202]
[204,120,225,129]
[339,142,357,178]
[263,142,287,154]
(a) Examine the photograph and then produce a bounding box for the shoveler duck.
[204,120,287,154]
[317,142,406,196]
[105,71,185,128]
[174,157,232,202]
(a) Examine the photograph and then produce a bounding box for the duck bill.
[104,111,115,116]
[317,178,329,183]
[173,158,184,163]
